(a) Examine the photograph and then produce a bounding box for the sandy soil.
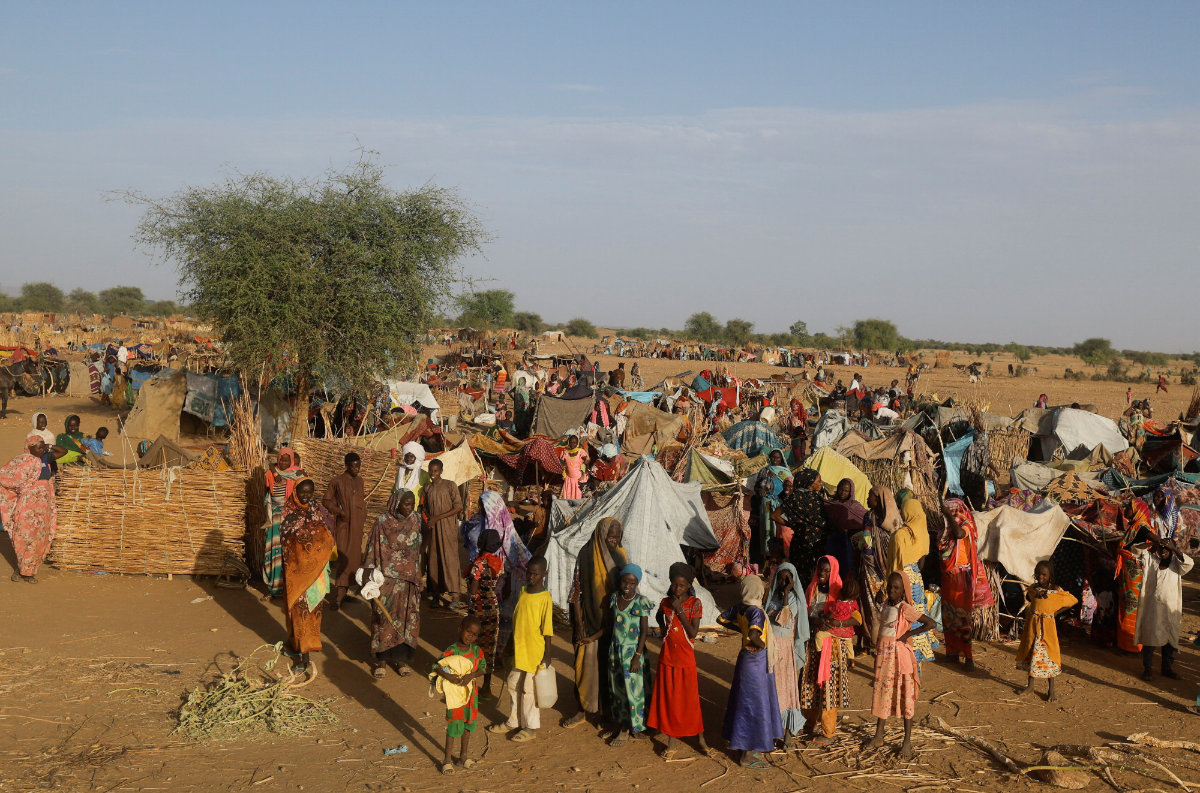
[1,349,1199,793]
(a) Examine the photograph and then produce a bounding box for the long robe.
[322,472,367,592]
[1132,546,1194,648]
[422,478,464,598]
[281,501,335,653]
[363,508,424,655]
[0,453,57,576]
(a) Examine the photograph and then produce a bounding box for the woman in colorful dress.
[559,435,588,500]
[939,498,994,671]
[774,468,830,583]
[363,490,426,678]
[565,517,627,728]
[0,434,58,583]
[263,447,304,597]
[1115,499,1154,653]
[462,490,531,664]
[718,575,783,768]
[647,562,708,758]
[280,477,335,674]
[607,563,652,746]
[766,561,810,743]
[888,491,938,663]
[824,478,865,578]
[800,556,858,743]
[55,415,86,465]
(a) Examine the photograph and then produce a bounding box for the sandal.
[371,663,386,679]
[440,763,455,775]
[610,732,629,748]
[742,758,769,770]
[661,749,677,761]
[459,759,477,769]
[510,729,536,743]
[487,724,511,734]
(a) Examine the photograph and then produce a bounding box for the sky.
[2,2,1198,350]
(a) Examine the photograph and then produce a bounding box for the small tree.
[145,300,180,316]
[456,289,515,329]
[565,318,596,338]
[1073,337,1115,367]
[512,311,543,334]
[99,286,147,316]
[684,311,722,343]
[788,320,810,345]
[20,282,64,312]
[851,318,901,352]
[67,288,101,315]
[124,156,486,438]
[724,318,754,347]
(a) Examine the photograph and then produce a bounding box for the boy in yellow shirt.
[490,557,553,741]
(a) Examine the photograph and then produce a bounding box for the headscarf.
[385,488,417,519]
[280,476,333,550]
[765,561,810,671]
[56,414,84,454]
[619,563,643,583]
[472,490,530,597]
[869,484,903,532]
[941,498,993,608]
[739,574,765,608]
[276,447,300,472]
[30,413,55,445]
[576,517,627,635]
[805,554,842,605]
[825,478,867,534]
[888,495,930,573]
[1153,484,1180,540]
[479,528,503,555]
[395,441,426,492]
[795,468,819,490]
[25,431,44,450]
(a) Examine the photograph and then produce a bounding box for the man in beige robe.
[421,458,464,608]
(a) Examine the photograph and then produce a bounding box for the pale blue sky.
[2,2,1198,349]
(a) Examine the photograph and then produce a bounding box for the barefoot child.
[466,528,504,698]
[608,563,653,746]
[1016,561,1078,701]
[648,562,709,758]
[431,616,487,774]
[800,556,860,743]
[490,557,554,742]
[717,575,783,768]
[865,572,935,759]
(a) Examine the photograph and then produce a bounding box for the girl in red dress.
[647,562,709,759]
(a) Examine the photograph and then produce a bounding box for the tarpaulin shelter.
[812,409,849,451]
[943,431,974,496]
[802,447,870,505]
[1052,408,1129,457]
[973,501,1072,583]
[122,369,187,443]
[545,458,720,625]
[621,402,686,456]
[834,428,940,515]
[384,380,441,425]
[497,437,564,476]
[722,420,783,458]
[532,394,594,438]
[675,448,737,487]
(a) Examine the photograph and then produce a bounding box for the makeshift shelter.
[973,501,1072,584]
[834,429,941,521]
[722,420,783,458]
[812,409,849,451]
[49,465,248,575]
[121,369,187,443]
[1052,408,1129,458]
[384,380,441,425]
[621,401,686,455]
[532,394,594,438]
[545,458,720,624]
[674,448,737,487]
[802,447,870,505]
[700,488,751,577]
[496,437,564,477]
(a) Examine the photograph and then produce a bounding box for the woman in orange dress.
[281,477,336,674]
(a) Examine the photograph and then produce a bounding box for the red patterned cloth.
[497,437,564,475]
[701,490,750,574]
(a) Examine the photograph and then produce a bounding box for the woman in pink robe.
[0,434,58,582]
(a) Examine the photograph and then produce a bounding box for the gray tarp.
[1053,408,1129,456]
[812,409,849,450]
[974,501,1071,583]
[532,394,595,438]
[546,458,720,625]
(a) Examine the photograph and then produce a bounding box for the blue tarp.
[943,431,974,496]
[618,390,662,404]
[723,420,784,458]
[691,375,711,392]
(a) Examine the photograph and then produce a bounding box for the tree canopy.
[512,311,543,334]
[20,282,64,312]
[99,286,146,316]
[1073,337,1116,366]
[565,318,596,338]
[125,157,486,390]
[67,288,101,315]
[851,318,901,352]
[456,289,515,329]
[684,311,722,343]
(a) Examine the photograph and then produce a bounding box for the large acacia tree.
[124,157,487,437]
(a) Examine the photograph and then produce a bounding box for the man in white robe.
[1133,536,1194,681]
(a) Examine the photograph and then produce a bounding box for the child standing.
[490,557,554,742]
[466,528,504,698]
[648,562,708,759]
[800,556,860,743]
[717,575,783,769]
[431,616,487,775]
[608,563,653,746]
[761,537,786,585]
[865,572,935,759]
[1016,561,1079,701]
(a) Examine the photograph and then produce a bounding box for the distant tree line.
[0,282,184,317]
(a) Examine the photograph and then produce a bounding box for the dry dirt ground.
[1,347,1199,793]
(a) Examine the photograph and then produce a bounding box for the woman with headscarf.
[799,556,857,742]
[607,562,653,746]
[766,561,810,743]
[30,412,56,446]
[1150,486,1180,541]
[717,575,783,768]
[648,562,708,758]
[824,478,865,579]
[0,434,58,583]
[461,490,531,661]
[263,447,304,597]
[55,415,85,465]
[774,468,829,584]
[888,492,938,663]
[564,517,627,728]
[394,441,429,503]
[363,490,425,679]
[854,485,903,639]
[280,477,336,674]
[1115,499,1154,654]
[512,380,533,437]
[939,499,993,671]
